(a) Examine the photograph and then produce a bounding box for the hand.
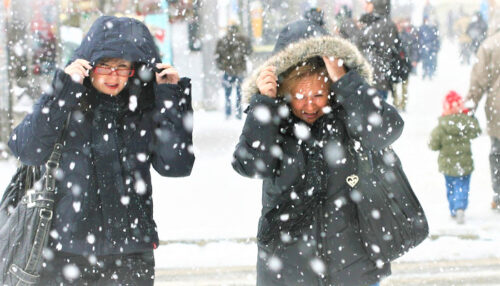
[155,63,180,84]
[323,56,346,83]
[64,59,92,84]
[256,66,278,98]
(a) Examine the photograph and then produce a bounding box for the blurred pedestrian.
[215,24,252,119]
[335,5,360,44]
[466,6,500,211]
[357,0,402,100]
[233,18,404,286]
[447,9,456,40]
[394,17,419,111]
[466,11,488,54]
[419,16,440,79]
[423,0,436,21]
[8,16,195,284]
[429,91,481,224]
[454,11,473,64]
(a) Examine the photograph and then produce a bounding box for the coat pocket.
[327,223,367,272]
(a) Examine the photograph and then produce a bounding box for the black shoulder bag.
[346,141,429,264]
[0,112,71,285]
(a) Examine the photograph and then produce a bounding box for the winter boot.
[456,209,465,224]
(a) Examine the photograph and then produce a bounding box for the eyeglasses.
[93,66,135,77]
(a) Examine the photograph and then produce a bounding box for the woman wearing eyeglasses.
[8,16,194,285]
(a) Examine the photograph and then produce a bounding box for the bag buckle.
[39,209,53,220]
[46,160,59,170]
[26,189,36,208]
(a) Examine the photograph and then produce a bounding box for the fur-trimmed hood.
[242,35,373,102]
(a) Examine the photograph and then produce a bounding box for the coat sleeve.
[8,70,86,166]
[331,70,404,150]
[150,77,195,177]
[466,43,490,109]
[428,125,442,151]
[466,115,482,139]
[232,94,282,178]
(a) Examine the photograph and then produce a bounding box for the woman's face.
[289,74,330,125]
[90,58,132,96]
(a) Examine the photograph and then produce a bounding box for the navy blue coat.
[418,24,440,61]
[8,16,195,255]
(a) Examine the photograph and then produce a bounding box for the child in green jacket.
[429,91,481,224]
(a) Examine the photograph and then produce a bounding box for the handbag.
[0,113,71,285]
[346,140,429,264]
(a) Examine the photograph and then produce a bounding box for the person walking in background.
[233,18,403,286]
[394,17,419,111]
[419,16,440,80]
[357,0,401,101]
[454,10,473,64]
[334,5,360,44]
[215,24,252,120]
[8,16,195,284]
[447,9,457,40]
[466,4,500,211]
[429,91,481,224]
[423,0,436,21]
[466,11,488,55]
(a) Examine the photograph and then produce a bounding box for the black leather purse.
[346,141,429,264]
[0,113,71,285]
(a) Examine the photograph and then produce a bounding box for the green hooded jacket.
[429,113,481,176]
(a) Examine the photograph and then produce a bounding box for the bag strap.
[347,138,374,174]
[44,112,72,193]
[22,112,72,275]
[23,207,53,274]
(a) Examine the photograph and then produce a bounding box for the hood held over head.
[70,16,161,70]
[69,16,162,107]
[242,19,373,102]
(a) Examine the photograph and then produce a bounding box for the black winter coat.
[235,19,403,284]
[8,16,195,256]
[215,26,252,76]
[234,70,403,286]
[357,13,401,92]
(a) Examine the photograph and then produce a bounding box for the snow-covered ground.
[0,40,498,270]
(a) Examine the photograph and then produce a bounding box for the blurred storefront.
[58,0,173,64]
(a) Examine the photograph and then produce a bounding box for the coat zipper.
[317,200,330,286]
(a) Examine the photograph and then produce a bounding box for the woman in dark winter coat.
[233,19,404,286]
[8,16,194,284]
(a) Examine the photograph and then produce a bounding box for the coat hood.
[242,20,372,102]
[70,16,161,67]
